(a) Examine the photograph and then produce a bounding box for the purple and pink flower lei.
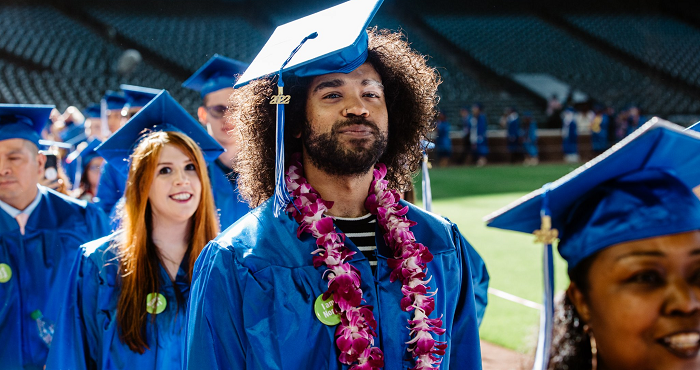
[285,154,447,369]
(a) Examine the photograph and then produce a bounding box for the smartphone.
[43,153,58,181]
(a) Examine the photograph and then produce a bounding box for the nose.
[173,168,190,186]
[0,158,10,176]
[343,97,369,118]
[662,277,700,317]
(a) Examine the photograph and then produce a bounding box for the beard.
[301,116,388,177]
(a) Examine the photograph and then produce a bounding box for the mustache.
[330,116,380,135]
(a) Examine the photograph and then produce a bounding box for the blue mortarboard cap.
[235,0,383,87]
[182,54,249,99]
[66,138,102,190]
[84,104,101,119]
[484,117,700,370]
[687,121,700,132]
[96,90,224,176]
[67,138,102,166]
[120,84,160,108]
[102,92,128,111]
[0,104,54,147]
[234,0,383,216]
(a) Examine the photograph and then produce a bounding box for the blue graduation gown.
[562,118,578,155]
[46,232,190,370]
[524,121,538,157]
[591,114,609,152]
[184,198,485,369]
[0,186,110,370]
[208,160,250,230]
[469,113,489,156]
[95,162,126,217]
[506,115,521,153]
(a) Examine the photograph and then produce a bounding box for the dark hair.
[229,28,441,207]
[548,255,596,370]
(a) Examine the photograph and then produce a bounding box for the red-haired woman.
[46,92,221,369]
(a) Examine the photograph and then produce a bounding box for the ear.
[567,282,591,323]
[197,106,208,125]
[36,152,46,175]
[294,130,302,139]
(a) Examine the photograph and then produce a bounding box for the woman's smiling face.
[570,230,700,370]
[148,143,201,225]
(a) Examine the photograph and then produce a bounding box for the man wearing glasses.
[183,55,251,229]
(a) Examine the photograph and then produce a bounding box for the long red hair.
[115,130,219,353]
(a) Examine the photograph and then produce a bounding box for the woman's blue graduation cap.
[234,0,383,216]
[84,104,101,119]
[182,55,249,99]
[96,90,224,176]
[102,92,128,111]
[0,104,54,147]
[120,84,160,109]
[66,138,103,188]
[484,117,700,370]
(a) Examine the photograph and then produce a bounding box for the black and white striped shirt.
[333,213,377,272]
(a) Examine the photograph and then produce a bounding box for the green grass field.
[412,163,579,352]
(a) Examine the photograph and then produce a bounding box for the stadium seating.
[0,3,198,113]
[564,14,700,96]
[371,13,545,128]
[422,14,699,115]
[85,5,268,73]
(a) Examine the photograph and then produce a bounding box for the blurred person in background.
[562,107,580,163]
[590,104,610,157]
[435,110,452,167]
[182,54,251,229]
[522,112,539,166]
[615,106,630,142]
[466,102,488,167]
[66,139,103,202]
[502,106,521,163]
[546,94,563,128]
[95,87,159,220]
[0,104,109,369]
[47,91,221,370]
[626,105,646,137]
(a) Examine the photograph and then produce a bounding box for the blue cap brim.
[96,90,224,176]
[120,84,161,108]
[0,104,54,146]
[182,54,249,98]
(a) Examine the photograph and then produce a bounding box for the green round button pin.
[146,293,167,314]
[314,294,340,326]
[0,263,12,283]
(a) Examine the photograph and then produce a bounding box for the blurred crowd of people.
[432,95,650,167]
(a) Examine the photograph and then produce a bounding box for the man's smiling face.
[301,63,389,176]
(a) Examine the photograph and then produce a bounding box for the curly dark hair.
[548,256,596,370]
[228,28,441,207]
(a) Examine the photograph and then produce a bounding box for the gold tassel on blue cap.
[532,183,558,370]
[271,32,318,217]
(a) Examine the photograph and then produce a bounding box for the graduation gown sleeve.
[95,162,126,216]
[183,241,247,369]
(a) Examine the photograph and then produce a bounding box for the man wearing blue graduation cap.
[184,1,487,369]
[183,55,251,229]
[0,104,110,369]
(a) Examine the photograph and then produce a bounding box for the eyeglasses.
[204,105,228,119]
